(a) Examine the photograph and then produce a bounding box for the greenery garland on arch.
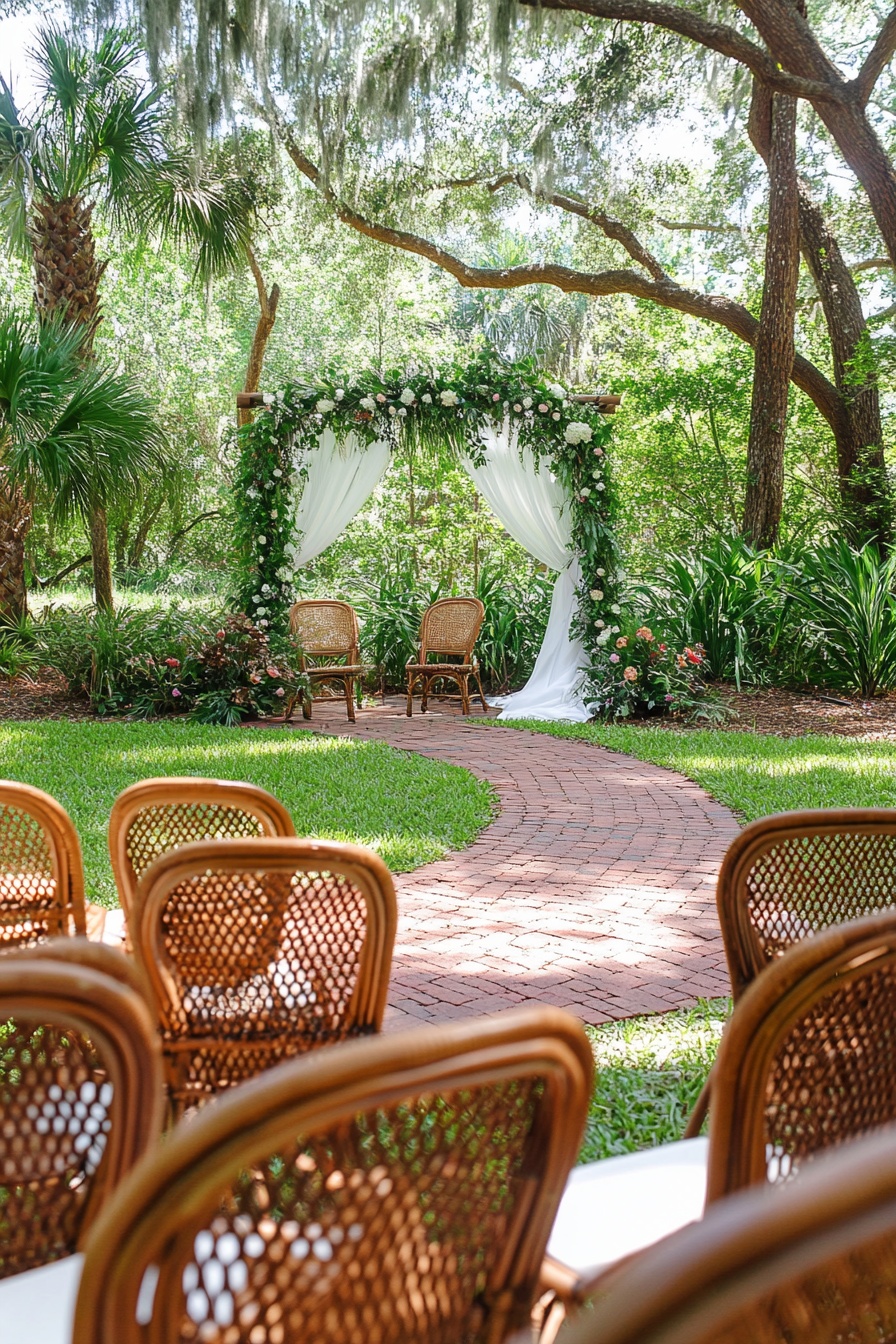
[232,352,621,676]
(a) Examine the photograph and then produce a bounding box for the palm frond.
[144,156,259,282]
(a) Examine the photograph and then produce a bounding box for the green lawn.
[491,720,896,819]
[0,719,495,907]
[583,999,728,1160]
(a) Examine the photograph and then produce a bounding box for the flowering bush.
[39,607,308,724]
[583,623,713,720]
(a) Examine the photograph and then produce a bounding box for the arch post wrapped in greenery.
[232,353,620,683]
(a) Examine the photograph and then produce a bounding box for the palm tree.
[0,27,256,608]
[0,309,168,621]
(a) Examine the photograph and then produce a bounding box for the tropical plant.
[0,310,168,620]
[783,541,896,698]
[0,26,259,608]
[639,537,781,689]
[358,556,442,692]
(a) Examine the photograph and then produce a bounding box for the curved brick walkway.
[306,700,740,1030]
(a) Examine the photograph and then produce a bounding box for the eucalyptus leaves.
[232,354,621,676]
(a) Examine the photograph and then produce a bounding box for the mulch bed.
[2,673,896,741]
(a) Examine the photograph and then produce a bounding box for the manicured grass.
[491,719,896,819]
[0,720,495,907]
[581,999,728,1162]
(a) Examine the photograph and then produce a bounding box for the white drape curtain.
[288,428,391,566]
[463,419,590,722]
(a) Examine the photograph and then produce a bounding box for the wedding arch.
[232,353,620,722]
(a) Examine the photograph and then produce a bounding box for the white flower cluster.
[399,387,416,405]
[548,382,566,399]
[359,396,376,413]
[439,389,459,407]
[315,398,335,414]
[564,421,593,445]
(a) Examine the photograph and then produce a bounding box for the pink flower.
[492,393,500,401]
[538,403,549,413]
[623,666,638,682]
[171,688,182,698]
[274,687,286,697]
[609,653,620,664]
[249,673,262,684]
[164,657,180,668]
[266,666,280,678]
[216,629,225,640]
[664,694,674,702]
[376,392,386,403]
[593,446,604,456]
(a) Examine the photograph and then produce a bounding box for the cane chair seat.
[0,942,164,1287]
[559,1125,896,1344]
[0,781,89,947]
[545,909,896,1312]
[74,1007,593,1344]
[108,776,296,945]
[289,599,369,722]
[406,596,489,716]
[130,836,397,1116]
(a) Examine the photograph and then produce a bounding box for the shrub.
[358,557,441,691]
[639,537,780,688]
[38,606,308,723]
[583,622,715,720]
[783,540,896,697]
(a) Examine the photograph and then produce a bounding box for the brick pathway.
[304,699,739,1030]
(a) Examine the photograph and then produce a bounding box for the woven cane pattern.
[126,804,268,884]
[290,601,358,657]
[420,599,484,660]
[0,1021,112,1276]
[687,1235,896,1344]
[163,1078,542,1344]
[155,865,371,1108]
[762,960,896,1186]
[0,801,62,944]
[745,830,896,962]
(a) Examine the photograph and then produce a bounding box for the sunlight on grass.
[0,720,495,906]
[491,720,896,819]
[582,998,729,1162]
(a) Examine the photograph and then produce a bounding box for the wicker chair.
[557,1124,896,1344]
[406,596,488,716]
[289,599,368,722]
[542,909,896,1318]
[0,780,91,947]
[0,941,163,1340]
[108,776,296,946]
[73,1006,593,1344]
[129,836,398,1117]
[686,807,896,1138]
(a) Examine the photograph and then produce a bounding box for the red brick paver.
[305,701,740,1029]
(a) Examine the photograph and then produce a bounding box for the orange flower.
[623,666,638,682]
[616,636,628,648]
[635,626,654,641]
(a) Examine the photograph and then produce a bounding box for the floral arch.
[232,353,620,721]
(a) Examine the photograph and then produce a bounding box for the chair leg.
[302,692,312,720]
[460,674,470,716]
[406,672,415,717]
[421,675,430,713]
[345,675,356,723]
[474,670,489,713]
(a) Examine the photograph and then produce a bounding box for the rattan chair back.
[559,1124,896,1344]
[717,808,896,1000]
[418,596,485,662]
[0,780,86,946]
[109,776,296,932]
[705,909,896,1204]
[0,940,164,1277]
[75,1006,593,1344]
[289,599,360,660]
[131,836,397,1114]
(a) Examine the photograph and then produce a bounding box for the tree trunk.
[0,472,31,622]
[89,504,114,611]
[748,80,892,545]
[238,246,281,428]
[30,191,113,604]
[743,91,800,548]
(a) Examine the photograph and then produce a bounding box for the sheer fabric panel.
[289,430,391,566]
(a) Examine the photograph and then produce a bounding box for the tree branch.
[275,132,841,437]
[851,255,895,273]
[853,9,896,104]
[519,0,849,102]
[245,242,270,314]
[656,217,743,234]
